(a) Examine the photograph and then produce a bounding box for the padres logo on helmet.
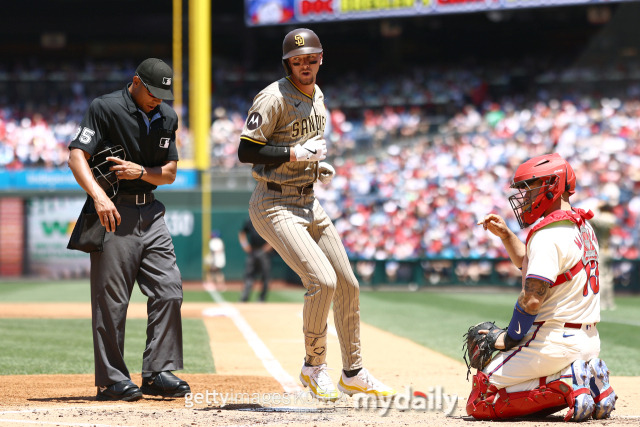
[282,28,322,75]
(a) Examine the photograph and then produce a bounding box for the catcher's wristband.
[506,301,537,341]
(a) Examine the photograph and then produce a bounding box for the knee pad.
[466,371,573,420]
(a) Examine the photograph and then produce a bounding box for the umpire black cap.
[135,58,174,101]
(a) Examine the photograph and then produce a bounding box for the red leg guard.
[466,371,574,420]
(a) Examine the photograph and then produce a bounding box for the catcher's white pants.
[483,320,600,392]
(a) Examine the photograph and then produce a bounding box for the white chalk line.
[202,282,302,393]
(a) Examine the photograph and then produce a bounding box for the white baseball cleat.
[570,359,595,422]
[588,358,617,419]
[300,363,340,402]
[337,368,397,399]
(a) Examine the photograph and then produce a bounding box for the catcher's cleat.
[337,368,397,399]
[96,379,143,402]
[300,363,340,402]
[140,371,190,398]
[589,358,617,419]
[570,359,595,422]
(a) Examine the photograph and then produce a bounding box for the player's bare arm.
[490,277,550,351]
[108,157,177,186]
[477,213,525,268]
[520,277,550,314]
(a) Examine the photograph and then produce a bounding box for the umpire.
[239,218,272,302]
[68,58,190,401]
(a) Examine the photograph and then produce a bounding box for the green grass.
[1,281,638,376]
[0,317,214,375]
[0,280,215,303]
[219,289,305,303]
[357,290,640,376]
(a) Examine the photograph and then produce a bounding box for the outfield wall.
[0,186,301,283]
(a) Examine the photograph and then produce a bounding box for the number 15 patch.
[159,138,170,148]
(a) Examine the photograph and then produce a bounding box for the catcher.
[464,153,617,421]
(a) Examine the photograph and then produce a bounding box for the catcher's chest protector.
[466,371,577,420]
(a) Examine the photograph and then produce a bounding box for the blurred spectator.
[204,230,226,290]
[2,58,639,264]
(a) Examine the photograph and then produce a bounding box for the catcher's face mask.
[508,153,576,229]
[89,145,125,199]
[509,176,559,229]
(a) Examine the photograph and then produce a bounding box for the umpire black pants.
[240,249,271,302]
[90,199,183,386]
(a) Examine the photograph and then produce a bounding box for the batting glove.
[293,135,327,162]
[318,162,335,185]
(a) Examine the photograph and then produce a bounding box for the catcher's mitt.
[462,321,505,379]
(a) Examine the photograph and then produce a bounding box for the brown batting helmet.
[282,28,322,75]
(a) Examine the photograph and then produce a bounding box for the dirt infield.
[0,301,638,426]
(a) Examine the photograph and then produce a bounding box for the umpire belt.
[267,181,313,196]
[115,192,155,206]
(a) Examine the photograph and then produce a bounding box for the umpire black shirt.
[69,84,179,194]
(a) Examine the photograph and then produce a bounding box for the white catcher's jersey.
[241,76,327,187]
[525,219,600,324]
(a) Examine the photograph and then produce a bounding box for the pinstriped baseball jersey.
[240,76,326,186]
[242,75,362,371]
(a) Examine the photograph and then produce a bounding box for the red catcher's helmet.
[508,153,576,229]
[281,28,322,75]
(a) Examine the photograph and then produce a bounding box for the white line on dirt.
[202,282,302,393]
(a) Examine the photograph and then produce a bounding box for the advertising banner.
[0,169,198,191]
[27,197,90,278]
[25,196,202,280]
[245,0,627,25]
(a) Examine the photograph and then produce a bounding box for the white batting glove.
[293,135,327,162]
[318,162,335,185]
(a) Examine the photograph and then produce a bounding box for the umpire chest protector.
[69,84,179,194]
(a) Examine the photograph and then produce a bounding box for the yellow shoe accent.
[300,364,340,402]
[337,368,397,399]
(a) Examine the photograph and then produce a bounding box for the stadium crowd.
[1,60,639,265]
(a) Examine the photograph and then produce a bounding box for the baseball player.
[237,28,396,401]
[468,153,617,421]
[68,58,190,401]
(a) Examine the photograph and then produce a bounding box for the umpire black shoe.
[96,380,143,402]
[141,371,191,398]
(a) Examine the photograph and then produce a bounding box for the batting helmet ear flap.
[282,59,292,76]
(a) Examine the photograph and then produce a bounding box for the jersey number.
[582,260,600,297]
[78,127,95,144]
